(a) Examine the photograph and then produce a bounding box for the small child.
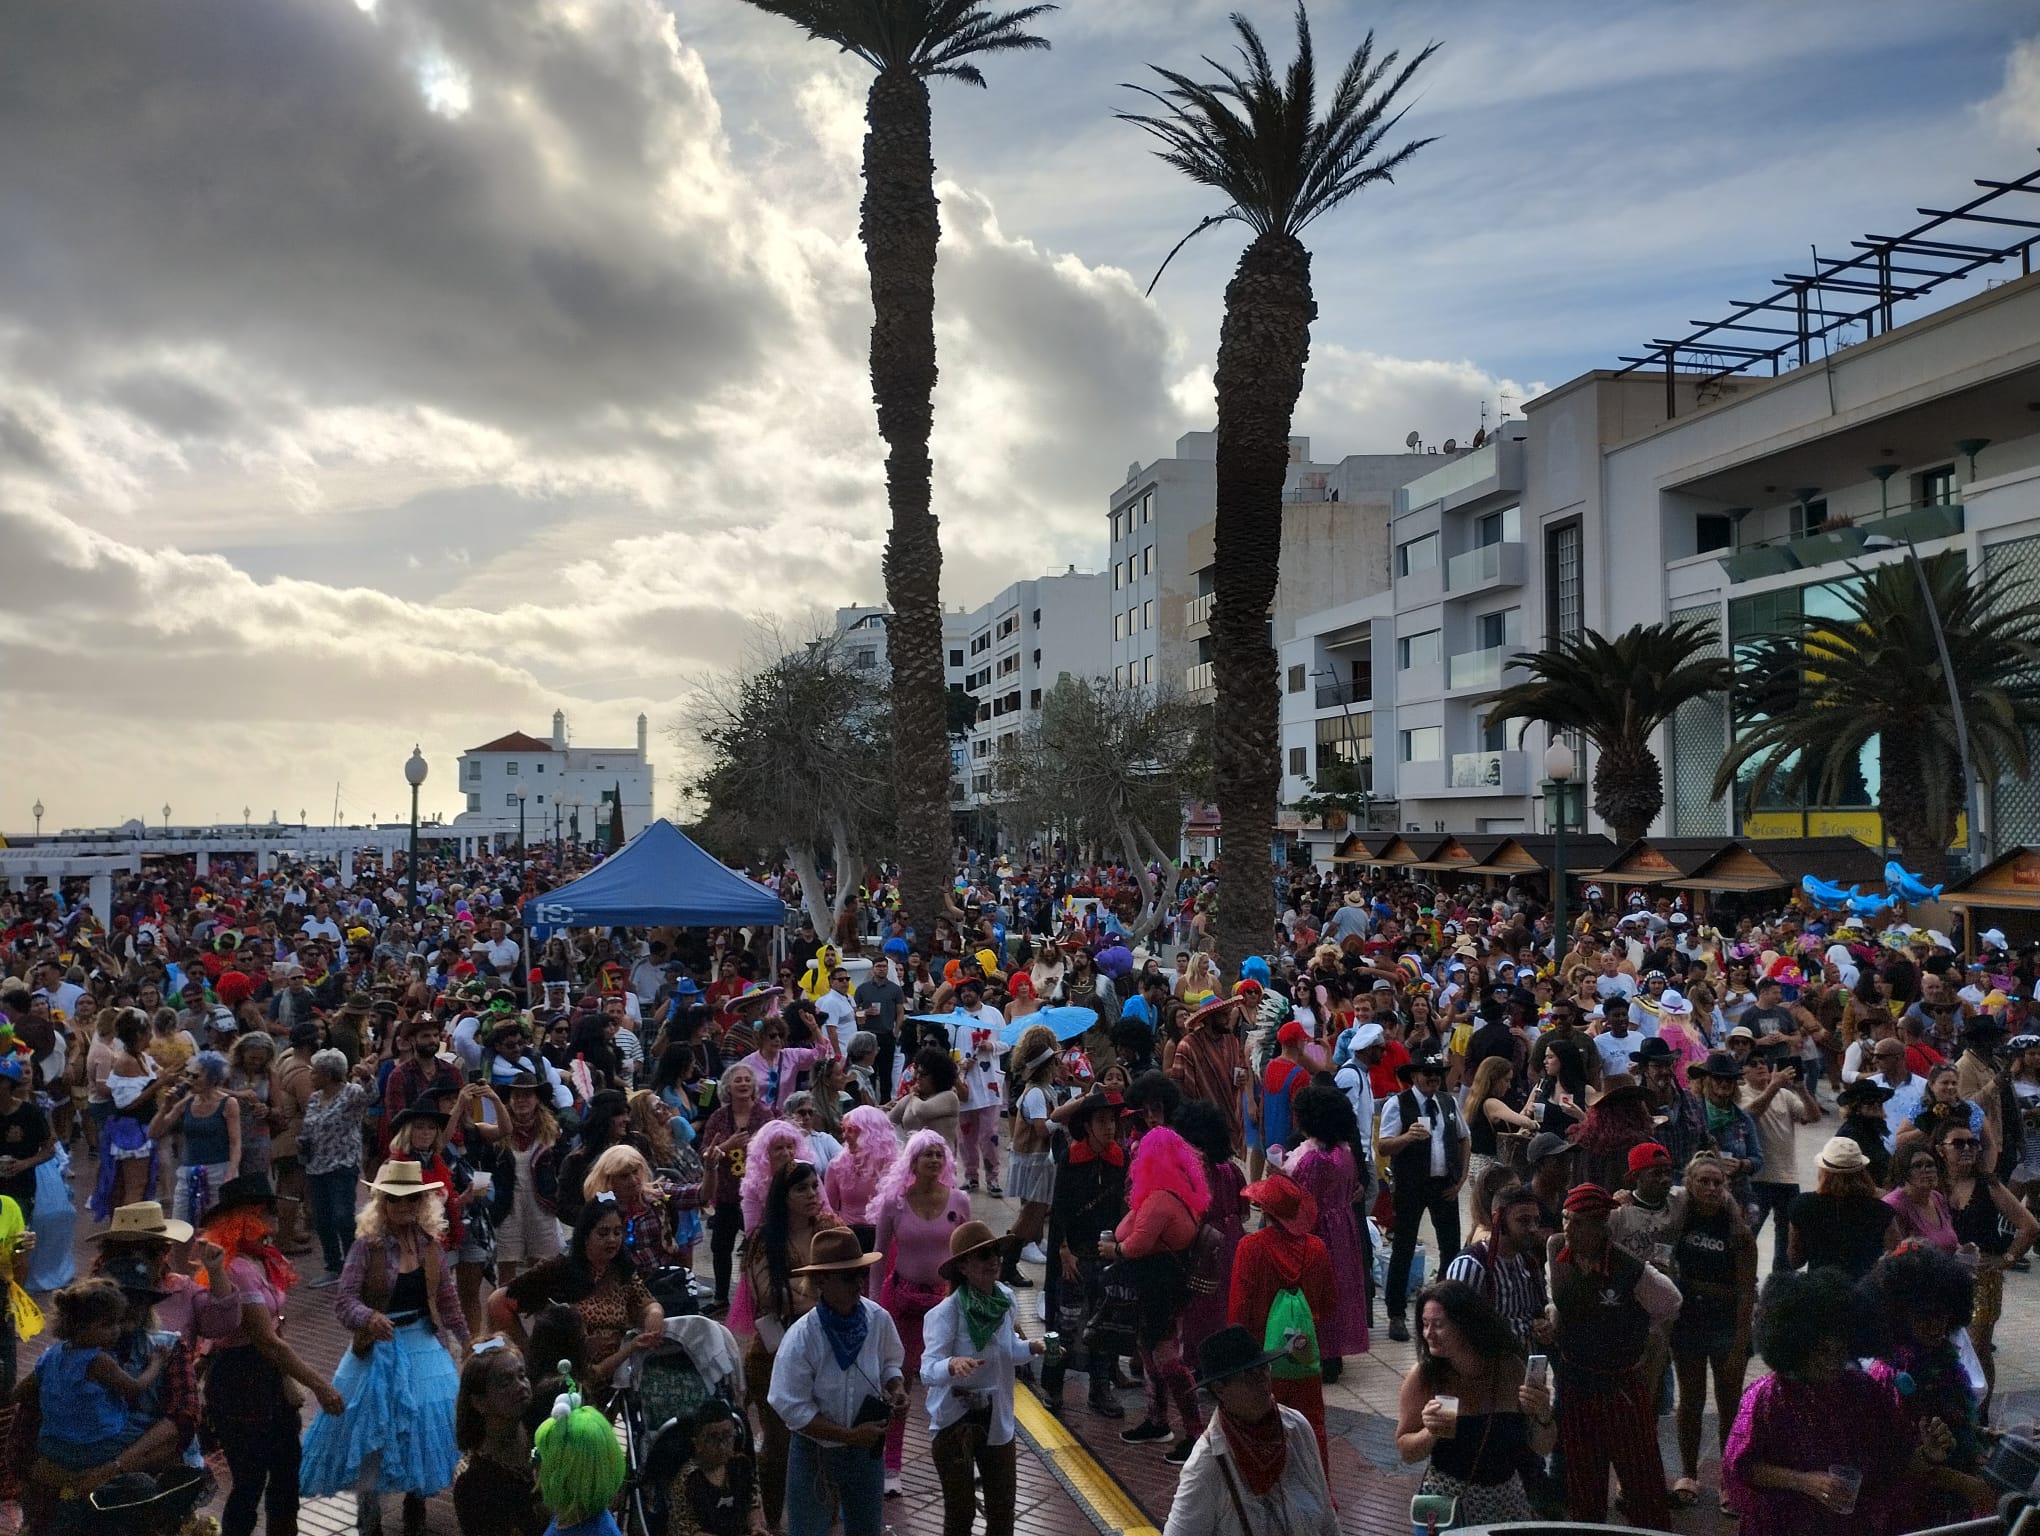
[34,1277,164,1471]
[535,1391,625,1536]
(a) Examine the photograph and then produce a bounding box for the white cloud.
[1985,33,2040,140]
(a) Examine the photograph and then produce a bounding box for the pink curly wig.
[739,1120,814,1232]
[869,1128,956,1223]
[1127,1127,1211,1222]
[831,1106,901,1225]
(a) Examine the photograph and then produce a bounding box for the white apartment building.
[951,567,1112,807]
[1105,431,1436,703]
[831,603,976,794]
[1281,164,2040,864]
[451,710,655,843]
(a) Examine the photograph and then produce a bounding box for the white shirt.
[34,980,85,1020]
[946,1005,1006,1112]
[1160,1404,1337,1536]
[481,937,520,972]
[1593,1029,1644,1077]
[767,1297,905,1437]
[1333,1063,1376,1152]
[1596,972,1637,1001]
[1378,1089,1464,1178]
[920,1285,1035,1445]
[300,917,342,944]
[816,991,858,1056]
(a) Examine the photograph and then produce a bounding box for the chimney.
[551,709,567,749]
[636,713,648,758]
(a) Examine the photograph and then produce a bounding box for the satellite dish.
[1405,430,1420,449]
[1442,438,1458,454]
[1471,427,1487,449]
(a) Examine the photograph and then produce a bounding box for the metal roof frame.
[1617,155,2040,417]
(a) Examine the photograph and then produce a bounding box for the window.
[1029,689,1041,708]
[851,647,877,670]
[1789,497,1827,539]
[535,762,545,773]
[1695,513,1733,553]
[1398,629,1440,669]
[1115,612,1126,640]
[1114,564,1124,591]
[1397,534,1439,577]
[973,740,990,758]
[466,793,481,812]
[465,760,480,783]
[1141,492,1152,525]
[948,648,963,668]
[1115,664,1127,687]
[1288,746,1307,776]
[1142,656,1153,684]
[978,703,991,722]
[1032,649,1040,665]
[971,633,990,655]
[1287,664,1306,693]
[1919,464,1957,507]
[1142,599,1154,631]
[1475,506,1521,547]
[1546,520,1582,643]
[997,612,1019,639]
[1111,511,1122,542]
[536,794,545,804]
[505,793,519,807]
[1315,715,1373,779]
[998,733,1017,754]
[1032,609,1040,626]
[972,774,991,794]
[1401,727,1442,763]
[1482,714,1513,753]
[998,654,1019,677]
[1142,545,1154,576]
[505,761,518,776]
[1475,609,1518,651]
[1126,557,1138,585]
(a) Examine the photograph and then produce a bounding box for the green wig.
[534,1401,625,1525]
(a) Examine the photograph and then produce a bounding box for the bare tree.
[680,625,893,934]
[996,678,1207,940]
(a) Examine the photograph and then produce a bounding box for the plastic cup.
[1829,1465,1863,1515]
[1434,1394,1459,1440]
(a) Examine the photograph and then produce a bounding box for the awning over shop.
[1941,847,2040,951]
[1661,836,1884,894]
[1461,833,1616,877]
[1329,832,1397,864]
[1407,834,1488,872]
[1590,838,1742,885]
[1368,835,1425,867]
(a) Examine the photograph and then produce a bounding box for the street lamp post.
[405,746,428,914]
[515,787,528,873]
[1543,740,1577,959]
[32,801,43,836]
[162,803,172,832]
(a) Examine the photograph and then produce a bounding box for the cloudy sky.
[4,0,2037,831]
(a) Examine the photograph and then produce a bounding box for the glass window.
[1141,493,1152,525]
[1142,599,1154,630]
[1547,521,1582,643]
[505,761,518,776]
[1114,564,1124,591]
[1398,629,1440,669]
[504,793,519,807]
[1142,656,1153,684]
[1114,612,1125,640]
[1401,726,1443,763]
[1476,506,1521,546]
[1397,534,1439,577]
[1315,714,1373,779]
[466,793,480,812]
[1287,664,1306,694]
[1115,664,1126,687]
[949,649,963,667]
[1919,465,1957,507]
[1288,746,1307,776]
[1142,546,1154,576]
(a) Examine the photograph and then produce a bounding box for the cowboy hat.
[1241,1174,1318,1237]
[939,1220,1005,1285]
[208,1173,278,1217]
[793,1226,882,1276]
[1688,1051,1744,1081]
[1194,1325,1292,1389]
[1632,1036,1677,1066]
[1816,1136,1871,1173]
[388,1101,451,1137]
[1588,1073,1648,1107]
[363,1159,434,1199]
[92,1201,194,1246]
[1183,995,1239,1030]
[1396,1050,1448,1081]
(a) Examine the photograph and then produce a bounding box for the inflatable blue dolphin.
[1847,891,1897,918]
[1801,874,1861,907]
[1885,862,1944,903]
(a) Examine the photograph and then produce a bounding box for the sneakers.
[1021,1242,1047,1265]
[965,1178,980,1193]
[1088,1385,1126,1419]
[1388,1315,1410,1343]
[1120,1419,1171,1443]
[986,1182,1004,1198]
[1165,1438,1196,1465]
[884,1475,902,1498]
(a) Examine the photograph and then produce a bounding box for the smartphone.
[1526,1354,1549,1391]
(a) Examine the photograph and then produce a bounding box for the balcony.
[1399,750,1530,799]
[1444,540,1525,596]
[1184,592,1215,632]
[1445,645,1520,695]
[1718,501,1965,583]
[1185,661,1214,693]
[1314,677,1371,709]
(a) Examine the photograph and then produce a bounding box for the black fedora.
[208,1173,277,1218]
[1195,1324,1290,1389]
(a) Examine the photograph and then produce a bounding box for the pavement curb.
[1014,1388,1161,1536]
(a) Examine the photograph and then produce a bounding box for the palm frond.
[1120,4,1438,241]
[739,0,1054,79]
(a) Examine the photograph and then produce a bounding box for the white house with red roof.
[451,709,653,844]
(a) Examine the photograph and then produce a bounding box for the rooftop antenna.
[1499,391,1516,421]
[1405,429,1421,451]
[1442,437,1458,454]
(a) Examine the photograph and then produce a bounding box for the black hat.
[1068,1091,1119,1130]
[1194,1325,1290,1389]
[1965,1015,2008,1042]
[1525,1131,1575,1166]
[208,1173,277,1218]
[1396,1050,1447,1080]
[1837,1077,1896,1108]
[388,1101,451,1137]
[1633,1037,1677,1065]
[85,1465,208,1529]
[99,1252,169,1305]
[1688,1050,1743,1080]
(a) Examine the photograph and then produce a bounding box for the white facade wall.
[454,712,654,842]
[956,569,1111,807]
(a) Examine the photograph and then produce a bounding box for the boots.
[1087,1359,1126,1419]
[356,1496,382,1536]
[401,1493,428,1536]
[998,1233,1029,1287]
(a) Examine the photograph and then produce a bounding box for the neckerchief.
[1704,1098,1740,1137]
[814,1298,869,1371]
[959,1283,1012,1352]
[1068,1140,1124,1168]
[1221,1405,1289,1497]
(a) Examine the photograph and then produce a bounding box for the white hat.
[1927,930,1953,952]
[1982,928,2009,951]
[1659,989,1690,1014]
[1669,913,1689,926]
[1349,1023,1385,1052]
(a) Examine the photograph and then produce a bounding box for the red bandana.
[1069,1141,1124,1168]
[1222,1406,1289,1496]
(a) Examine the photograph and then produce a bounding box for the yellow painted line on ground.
[1014,1389,1162,1536]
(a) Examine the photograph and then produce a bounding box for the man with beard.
[1636,1037,1705,1173]
[379,1017,462,1156]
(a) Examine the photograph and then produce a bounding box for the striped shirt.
[1444,1238,1547,1342]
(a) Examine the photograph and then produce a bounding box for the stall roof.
[1408,834,1498,872]
[1662,836,1883,894]
[520,818,784,932]
[1329,831,1397,864]
[1369,835,1425,867]
[1943,846,2040,910]
[1590,838,1742,883]
[1462,833,1617,876]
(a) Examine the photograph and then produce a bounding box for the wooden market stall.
[1942,847,2040,955]
[1658,835,1884,920]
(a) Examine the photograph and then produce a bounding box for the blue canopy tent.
[521,818,784,934]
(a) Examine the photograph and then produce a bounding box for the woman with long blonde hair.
[303,1160,469,1532]
[582,1143,682,1274]
[1464,1055,1539,1189]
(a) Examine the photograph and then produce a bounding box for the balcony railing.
[1185,592,1215,626]
[1314,678,1371,708]
[1718,500,1964,582]
[1450,751,1506,789]
[1185,662,1214,692]
[1444,540,1524,592]
[1446,644,1511,692]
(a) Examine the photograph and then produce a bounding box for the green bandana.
[1705,1099,1740,1137]
[959,1284,1012,1353]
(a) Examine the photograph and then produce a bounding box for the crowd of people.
[2,841,2039,1536]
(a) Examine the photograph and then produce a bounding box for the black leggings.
[712,1199,744,1303]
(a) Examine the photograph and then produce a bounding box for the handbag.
[1081,1263,1142,1358]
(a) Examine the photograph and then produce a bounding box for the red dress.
[1228,1224,1335,1472]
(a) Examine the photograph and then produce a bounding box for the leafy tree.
[1483,619,1731,847]
[739,0,1054,946]
[1290,756,1375,828]
[1713,552,2040,881]
[683,629,893,933]
[995,678,1206,940]
[1122,4,1436,974]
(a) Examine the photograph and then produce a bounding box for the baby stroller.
[85,1465,210,1535]
[616,1314,746,1536]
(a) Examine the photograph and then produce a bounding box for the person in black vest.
[1547,1183,1681,1527]
[1377,1049,1469,1343]
[1833,1077,1894,1186]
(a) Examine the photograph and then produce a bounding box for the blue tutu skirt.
[299,1321,460,1497]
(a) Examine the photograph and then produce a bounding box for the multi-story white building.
[1281,164,2040,864]
[451,710,655,843]
[830,604,977,796]
[1106,431,1437,705]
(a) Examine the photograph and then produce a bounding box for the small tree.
[682,628,894,934]
[996,679,1207,940]
[1290,757,1375,829]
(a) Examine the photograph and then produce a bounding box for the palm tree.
[1484,619,1731,848]
[739,0,1052,938]
[1713,552,2040,882]
[1123,5,1437,974]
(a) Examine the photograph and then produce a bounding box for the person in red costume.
[1230,1173,1337,1473]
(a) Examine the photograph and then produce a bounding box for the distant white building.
[452,710,655,843]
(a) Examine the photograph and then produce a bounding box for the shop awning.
[1589,837,1741,884]
[1660,836,1883,893]
[1461,833,1616,877]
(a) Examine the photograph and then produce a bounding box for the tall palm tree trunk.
[1210,232,1315,977]
[1877,733,1958,886]
[862,67,951,940]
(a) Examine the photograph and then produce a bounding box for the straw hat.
[1816,1136,1870,1173]
[793,1226,882,1276]
[363,1159,433,1199]
[939,1220,1005,1284]
[92,1201,194,1246]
